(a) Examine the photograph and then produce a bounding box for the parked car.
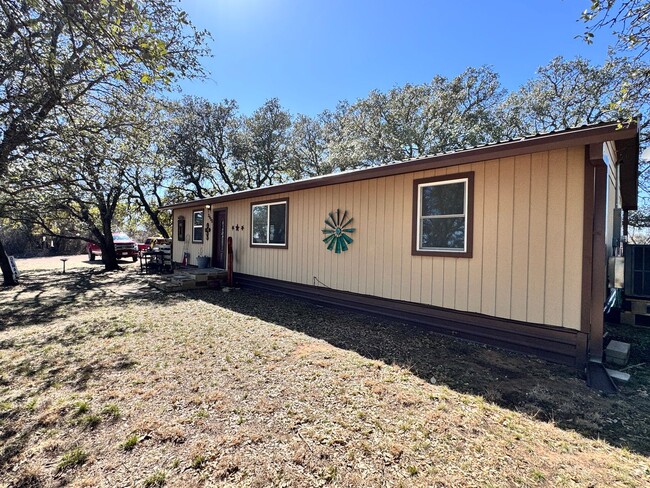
[138,237,171,251]
[87,232,139,262]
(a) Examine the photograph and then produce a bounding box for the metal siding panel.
[342,182,353,292]
[511,154,532,321]
[481,160,500,316]
[527,152,549,323]
[352,180,363,293]
[410,172,425,304]
[359,179,370,295]
[317,186,327,287]
[366,179,378,296]
[400,174,413,302]
[563,147,585,329]
[468,162,485,313]
[375,177,387,297]
[545,149,568,326]
[226,149,586,334]
[496,157,515,318]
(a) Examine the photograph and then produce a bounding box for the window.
[251,199,288,247]
[177,216,186,241]
[413,172,473,257]
[192,210,204,242]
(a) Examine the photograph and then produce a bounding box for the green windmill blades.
[321,209,355,253]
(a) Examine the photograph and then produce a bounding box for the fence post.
[227,236,233,287]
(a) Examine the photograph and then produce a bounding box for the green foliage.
[142,471,166,487]
[121,434,140,451]
[191,454,206,469]
[72,400,90,416]
[581,1,650,58]
[328,67,508,168]
[504,54,650,218]
[101,403,121,419]
[0,0,208,174]
[56,447,88,472]
[0,0,208,278]
[165,96,241,199]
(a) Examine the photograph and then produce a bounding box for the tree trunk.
[0,238,19,286]
[101,242,120,271]
[99,219,120,271]
[140,199,169,238]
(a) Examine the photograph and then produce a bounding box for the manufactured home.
[163,121,639,380]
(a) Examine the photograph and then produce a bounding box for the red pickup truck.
[87,232,139,262]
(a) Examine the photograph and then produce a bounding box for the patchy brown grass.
[1,261,649,487]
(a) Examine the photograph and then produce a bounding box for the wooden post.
[586,143,607,363]
[227,236,233,287]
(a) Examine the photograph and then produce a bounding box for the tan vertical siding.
[467,162,485,313]
[564,146,587,326]
[197,147,584,330]
[409,171,424,305]
[481,159,499,317]
[495,157,515,318]
[510,154,532,322]
[171,207,216,267]
[544,149,569,326]
[527,152,549,323]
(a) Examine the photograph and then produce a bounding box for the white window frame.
[416,177,469,253]
[192,210,204,243]
[251,200,288,247]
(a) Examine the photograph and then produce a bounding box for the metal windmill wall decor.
[322,209,355,253]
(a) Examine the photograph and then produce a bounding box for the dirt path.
[13,253,140,272]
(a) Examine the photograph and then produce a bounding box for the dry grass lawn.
[1,259,649,487]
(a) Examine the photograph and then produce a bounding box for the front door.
[213,209,227,269]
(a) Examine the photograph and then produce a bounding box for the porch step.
[149,268,228,292]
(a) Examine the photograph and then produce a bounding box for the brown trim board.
[234,273,588,368]
[162,122,638,211]
[588,143,607,361]
[581,146,595,337]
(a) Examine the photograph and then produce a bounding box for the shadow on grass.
[2,270,649,457]
[190,287,650,457]
[0,270,146,471]
[0,265,155,331]
[0,349,138,472]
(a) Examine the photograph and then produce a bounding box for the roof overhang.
[162,121,640,211]
[615,131,640,211]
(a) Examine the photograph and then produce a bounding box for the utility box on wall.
[608,256,625,289]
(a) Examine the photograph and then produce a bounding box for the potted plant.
[196,248,210,269]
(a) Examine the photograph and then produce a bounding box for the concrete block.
[605,368,631,383]
[605,340,631,367]
[620,311,636,325]
[631,300,649,315]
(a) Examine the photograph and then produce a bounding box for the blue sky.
[177,0,616,116]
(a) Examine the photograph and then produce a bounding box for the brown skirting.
[233,273,588,369]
